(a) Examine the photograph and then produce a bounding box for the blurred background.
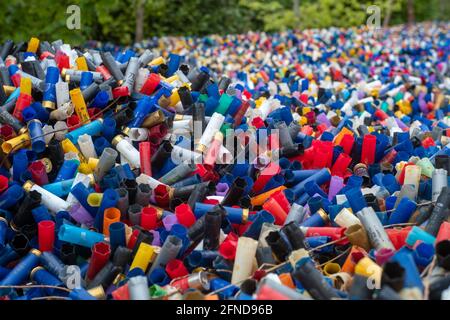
[0,0,449,45]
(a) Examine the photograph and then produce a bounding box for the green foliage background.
[0,0,448,45]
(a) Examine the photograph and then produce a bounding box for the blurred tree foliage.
[0,0,448,45]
